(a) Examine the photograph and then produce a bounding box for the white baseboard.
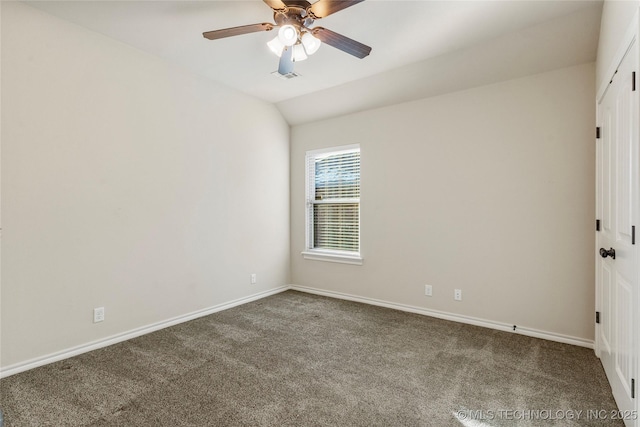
[290,285,594,349]
[2,283,594,378]
[0,286,290,379]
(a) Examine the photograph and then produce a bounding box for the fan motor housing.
[274,7,313,29]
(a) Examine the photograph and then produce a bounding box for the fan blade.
[278,46,295,75]
[309,0,364,19]
[263,0,287,11]
[282,0,312,7]
[203,23,274,40]
[312,27,371,58]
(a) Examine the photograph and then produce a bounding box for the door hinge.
[632,378,635,398]
[596,219,601,231]
[596,311,600,324]
[596,127,601,139]
[633,226,636,244]
[633,72,636,91]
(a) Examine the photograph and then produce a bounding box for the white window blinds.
[306,146,360,254]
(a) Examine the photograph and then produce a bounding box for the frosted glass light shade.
[292,44,307,62]
[267,36,284,57]
[301,32,321,55]
[278,25,297,47]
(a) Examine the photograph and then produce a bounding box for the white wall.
[291,63,596,342]
[1,2,290,370]
[597,0,639,88]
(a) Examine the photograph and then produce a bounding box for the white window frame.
[302,144,363,265]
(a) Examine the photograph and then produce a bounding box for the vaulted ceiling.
[26,0,603,125]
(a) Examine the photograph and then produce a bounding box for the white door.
[597,40,638,424]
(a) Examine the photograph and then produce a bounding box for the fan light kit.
[203,0,371,76]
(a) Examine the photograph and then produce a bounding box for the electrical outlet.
[454,289,462,301]
[93,307,105,323]
[250,273,257,284]
[424,285,432,296]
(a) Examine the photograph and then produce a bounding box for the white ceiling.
[26,0,603,125]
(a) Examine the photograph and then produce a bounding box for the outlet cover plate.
[93,307,105,323]
[424,285,432,296]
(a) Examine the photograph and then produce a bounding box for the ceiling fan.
[203,0,371,75]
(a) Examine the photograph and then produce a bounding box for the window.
[302,144,362,265]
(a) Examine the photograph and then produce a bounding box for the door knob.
[600,247,616,259]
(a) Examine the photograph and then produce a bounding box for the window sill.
[301,250,363,265]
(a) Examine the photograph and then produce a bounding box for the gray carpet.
[0,290,622,426]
